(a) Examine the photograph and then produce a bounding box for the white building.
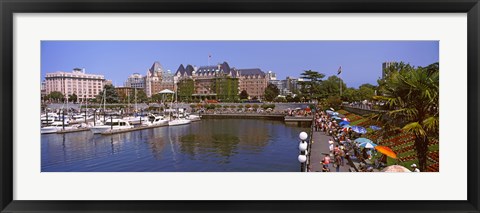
[45,68,106,102]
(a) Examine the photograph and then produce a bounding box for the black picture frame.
[1,0,479,212]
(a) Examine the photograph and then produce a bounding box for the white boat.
[168,118,191,126]
[41,121,77,134]
[124,116,147,125]
[41,113,58,125]
[90,119,133,134]
[144,115,168,127]
[186,113,201,122]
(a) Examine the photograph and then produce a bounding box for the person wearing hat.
[411,164,420,172]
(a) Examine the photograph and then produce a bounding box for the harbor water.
[41,119,309,172]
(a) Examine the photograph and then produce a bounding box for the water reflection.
[42,119,307,172]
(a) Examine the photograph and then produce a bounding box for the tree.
[374,62,439,171]
[150,93,163,103]
[357,83,376,101]
[214,77,239,102]
[129,89,148,103]
[274,96,287,102]
[298,70,325,101]
[318,75,347,99]
[96,84,119,103]
[68,93,78,103]
[47,91,64,103]
[264,83,280,102]
[239,90,249,99]
[177,79,195,102]
[325,95,342,109]
[378,62,415,93]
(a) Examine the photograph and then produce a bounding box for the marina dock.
[56,128,91,134]
[101,123,169,135]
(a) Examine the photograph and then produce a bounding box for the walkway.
[310,130,351,172]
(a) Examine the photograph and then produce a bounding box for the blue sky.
[41,41,438,88]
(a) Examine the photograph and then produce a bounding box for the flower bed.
[426,163,439,172]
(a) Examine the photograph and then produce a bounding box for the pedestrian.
[321,160,330,172]
[334,154,343,172]
[334,145,340,156]
[322,154,331,166]
[411,164,420,172]
[328,139,334,154]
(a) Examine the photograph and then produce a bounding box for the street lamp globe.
[299,141,308,151]
[299,132,308,141]
[298,155,307,163]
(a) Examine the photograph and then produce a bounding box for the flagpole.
[339,74,342,97]
[338,66,342,97]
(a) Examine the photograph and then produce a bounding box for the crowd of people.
[313,110,385,172]
[312,109,421,172]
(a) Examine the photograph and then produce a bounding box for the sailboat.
[124,88,147,125]
[168,87,191,126]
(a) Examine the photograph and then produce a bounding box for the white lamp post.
[298,131,309,172]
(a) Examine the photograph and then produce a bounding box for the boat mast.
[135,87,138,114]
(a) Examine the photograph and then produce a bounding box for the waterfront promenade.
[310,129,350,172]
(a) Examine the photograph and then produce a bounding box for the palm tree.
[374,63,439,171]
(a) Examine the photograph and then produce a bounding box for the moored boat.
[90,119,133,134]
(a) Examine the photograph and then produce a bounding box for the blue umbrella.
[351,126,367,134]
[354,137,373,144]
[358,141,378,148]
[339,121,350,126]
[370,125,382,131]
[342,124,351,129]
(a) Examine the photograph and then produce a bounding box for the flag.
[337,66,342,75]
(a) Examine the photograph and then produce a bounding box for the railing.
[305,105,317,172]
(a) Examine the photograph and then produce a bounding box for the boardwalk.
[310,129,351,172]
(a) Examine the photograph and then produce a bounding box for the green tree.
[274,96,287,102]
[378,62,415,94]
[357,83,377,101]
[318,75,347,99]
[214,77,239,102]
[47,91,64,103]
[342,87,358,102]
[96,84,119,103]
[150,93,163,103]
[325,95,342,109]
[177,79,195,102]
[298,70,325,101]
[239,90,249,100]
[129,89,148,103]
[264,83,280,102]
[68,93,78,103]
[374,62,439,171]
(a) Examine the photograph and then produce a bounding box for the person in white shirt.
[411,164,420,172]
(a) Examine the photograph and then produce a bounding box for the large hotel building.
[173,61,267,100]
[44,68,106,102]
